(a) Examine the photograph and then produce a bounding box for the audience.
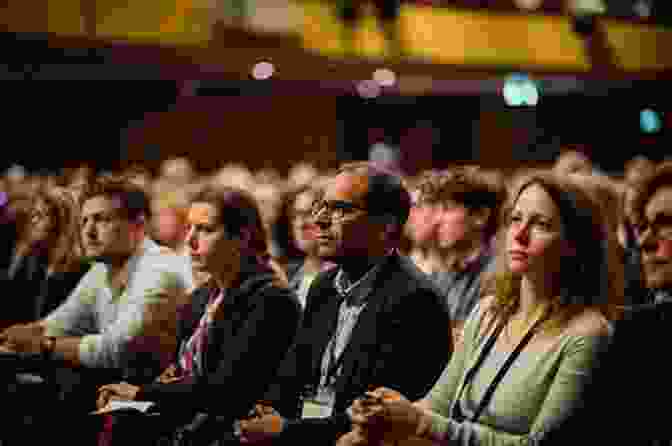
[1,148,668,445]
[95,186,301,446]
[341,169,617,445]
[239,162,452,446]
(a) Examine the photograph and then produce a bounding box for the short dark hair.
[337,161,411,234]
[81,179,151,224]
[632,163,672,224]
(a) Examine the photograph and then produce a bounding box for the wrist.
[41,336,56,359]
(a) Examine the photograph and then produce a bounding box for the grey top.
[429,252,495,324]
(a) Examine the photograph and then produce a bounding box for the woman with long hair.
[95,186,301,446]
[1,186,88,329]
[340,169,619,445]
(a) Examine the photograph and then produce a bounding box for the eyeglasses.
[634,214,672,240]
[310,199,368,221]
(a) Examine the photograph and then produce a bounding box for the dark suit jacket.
[542,301,672,446]
[136,259,301,440]
[263,253,453,444]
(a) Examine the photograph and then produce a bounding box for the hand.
[97,382,140,409]
[239,413,285,443]
[0,324,45,354]
[337,429,371,446]
[351,390,428,442]
[156,364,183,384]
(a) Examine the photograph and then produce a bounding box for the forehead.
[645,185,672,218]
[82,195,121,216]
[513,183,561,218]
[188,202,220,224]
[324,173,368,202]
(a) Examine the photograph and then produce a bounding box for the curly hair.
[23,187,82,272]
[482,170,623,333]
[415,166,507,241]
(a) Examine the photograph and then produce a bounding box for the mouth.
[509,251,528,259]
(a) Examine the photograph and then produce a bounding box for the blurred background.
[0,0,670,176]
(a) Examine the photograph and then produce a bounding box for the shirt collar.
[334,250,394,305]
[654,288,672,304]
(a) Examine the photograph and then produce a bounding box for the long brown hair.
[482,170,623,333]
[19,187,82,272]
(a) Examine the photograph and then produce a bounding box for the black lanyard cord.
[452,310,551,423]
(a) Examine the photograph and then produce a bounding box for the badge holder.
[301,385,336,419]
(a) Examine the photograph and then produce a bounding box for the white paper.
[92,400,155,415]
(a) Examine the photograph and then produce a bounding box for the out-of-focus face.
[506,184,569,278]
[153,208,187,248]
[435,201,471,250]
[406,202,440,247]
[638,185,672,290]
[80,195,138,261]
[30,200,56,244]
[186,202,241,277]
[291,191,319,255]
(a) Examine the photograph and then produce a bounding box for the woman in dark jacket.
[96,186,301,446]
[0,187,88,330]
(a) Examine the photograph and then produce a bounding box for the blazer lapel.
[332,255,408,393]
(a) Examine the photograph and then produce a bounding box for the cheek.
[657,239,672,259]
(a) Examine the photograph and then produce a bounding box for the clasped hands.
[237,403,286,444]
[338,388,433,446]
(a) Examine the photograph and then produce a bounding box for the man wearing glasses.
[238,161,452,446]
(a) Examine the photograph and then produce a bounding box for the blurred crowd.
[1,148,671,446]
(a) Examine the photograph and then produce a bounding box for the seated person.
[95,186,301,446]
[239,162,452,446]
[0,187,89,330]
[340,170,619,446]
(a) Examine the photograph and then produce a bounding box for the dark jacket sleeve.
[369,287,453,401]
[136,286,301,419]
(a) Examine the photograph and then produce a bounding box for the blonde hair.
[483,169,623,333]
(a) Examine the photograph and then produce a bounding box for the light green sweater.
[424,300,612,446]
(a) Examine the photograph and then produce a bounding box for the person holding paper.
[95,186,301,446]
[239,162,452,446]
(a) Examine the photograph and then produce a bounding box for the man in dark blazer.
[241,162,453,446]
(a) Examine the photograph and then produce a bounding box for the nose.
[638,227,655,253]
[186,227,197,250]
[511,221,530,245]
[83,220,96,240]
[313,208,331,228]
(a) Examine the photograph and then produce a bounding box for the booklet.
[91,400,156,415]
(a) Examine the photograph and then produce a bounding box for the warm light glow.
[373,69,396,87]
[252,62,275,80]
[514,0,543,11]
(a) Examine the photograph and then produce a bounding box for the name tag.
[301,387,335,419]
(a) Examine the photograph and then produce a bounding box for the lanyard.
[452,310,550,423]
[321,298,366,388]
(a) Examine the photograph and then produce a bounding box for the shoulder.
[564,308,612,339]
[131,252,193,290]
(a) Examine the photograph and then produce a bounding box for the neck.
[518,274,558,321]
[303,254,323,274]
[414,247,443,274]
